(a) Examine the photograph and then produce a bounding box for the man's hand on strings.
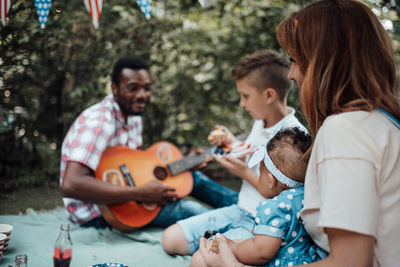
[139,180,177,205]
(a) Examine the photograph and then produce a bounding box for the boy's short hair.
[112,56,149,86]
[231,50,292,101]
[267,127,312,182]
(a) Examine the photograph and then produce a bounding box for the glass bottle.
[204,215,217,239]
[53,224,72,267]
[15,254,28,267]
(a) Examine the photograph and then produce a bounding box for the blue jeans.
[84,171,238,229]
[191,171,238,208]
[148,171,238,228]
[177,204,254,254]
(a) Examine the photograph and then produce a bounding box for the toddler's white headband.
[247,120,304,188]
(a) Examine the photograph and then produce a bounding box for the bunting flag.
[83,0,102,29]
[136,0,151,20]
[34,0,52,29]
[198,0,206,7]
[1,0,11,26]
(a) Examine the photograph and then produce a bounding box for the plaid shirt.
[60,94,143,225]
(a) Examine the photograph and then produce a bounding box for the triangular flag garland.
[3,0,206,29]
[198,0,206,7]
[34,0,52,29]
[1,0,11,26]
[83,0,102,29]
[137,0,151,20]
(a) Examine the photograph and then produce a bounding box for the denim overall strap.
[377,107,400,129]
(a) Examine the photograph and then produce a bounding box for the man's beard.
[119,102,146,116]
[115,91,148,116]
[122,98,150,116]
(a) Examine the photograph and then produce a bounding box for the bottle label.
[54,248,60,259]
[63,249,72,259]
[54,248,72,260]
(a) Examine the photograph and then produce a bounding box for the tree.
[3,0,397,190]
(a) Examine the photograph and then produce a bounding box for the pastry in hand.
[210,126,227,138]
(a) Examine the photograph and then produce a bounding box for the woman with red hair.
[199,1,400,266]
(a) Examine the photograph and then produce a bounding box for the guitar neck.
[167,148,214,176]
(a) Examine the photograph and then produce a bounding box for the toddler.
[207,126,326,267]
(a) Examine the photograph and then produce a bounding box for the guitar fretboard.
[167,148,214,176]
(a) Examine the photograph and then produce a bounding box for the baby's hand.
[209,239,220,254]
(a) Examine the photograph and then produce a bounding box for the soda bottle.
[204,216,217,239]
[53,224,72,267]
[15,254,28,267]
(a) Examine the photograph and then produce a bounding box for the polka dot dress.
[253,188,325,266]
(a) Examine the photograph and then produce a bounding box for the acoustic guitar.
[95,141,217,232]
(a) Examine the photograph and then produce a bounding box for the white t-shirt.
[237,107,307,216]
[301,110,400,267]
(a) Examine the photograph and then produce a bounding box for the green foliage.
[1,0,397,191]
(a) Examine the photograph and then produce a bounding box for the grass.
[0,173,241,215]
[0,185,63,215]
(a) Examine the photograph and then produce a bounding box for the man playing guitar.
[60,56,238,229]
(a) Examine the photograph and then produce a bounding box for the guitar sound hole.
[154,166,168,180]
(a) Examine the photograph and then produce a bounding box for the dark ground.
[0,185,64,215]
[0,172,241,215]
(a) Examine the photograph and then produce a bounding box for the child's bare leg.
[162,224,190,255]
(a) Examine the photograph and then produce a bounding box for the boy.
[162,50,307,257]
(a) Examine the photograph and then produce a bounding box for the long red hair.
[276,0,400,138]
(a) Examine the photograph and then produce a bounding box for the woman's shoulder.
[323,110,393,128]
[323,110,372,125]
[314,110,399,161]
[320,110,396,138]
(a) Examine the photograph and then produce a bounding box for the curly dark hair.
[266,127,312,182]
[111,56,149,86]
